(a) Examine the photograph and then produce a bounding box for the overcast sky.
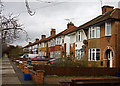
[2,0,120,47]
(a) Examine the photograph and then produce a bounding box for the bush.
[51,56,88,67]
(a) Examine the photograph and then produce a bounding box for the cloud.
[2,1,119,47]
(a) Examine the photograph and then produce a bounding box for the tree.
[0,2,29,44]
[0,1,29,57]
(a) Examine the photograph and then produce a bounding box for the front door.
[106,49,113,68]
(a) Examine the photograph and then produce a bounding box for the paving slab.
[2,56,21,85]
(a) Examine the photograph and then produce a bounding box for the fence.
[33,65,120,76]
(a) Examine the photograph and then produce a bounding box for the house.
[47,29,57,58]
[38,35,48,57]
[75,6,120,68]
[32,38,39,54]
[23,42,33,54]
[67,23,87,60]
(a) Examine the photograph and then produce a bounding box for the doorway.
[105,49,113,68]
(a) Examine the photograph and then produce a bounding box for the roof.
[67,8,120,34]
[47,25,77,41]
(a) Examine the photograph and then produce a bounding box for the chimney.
[50,29,56,36]
[35,38,39,42]
[29,42,32,44]
[102,5,114,14]
[41,35,46,39]
[67,22,74,29]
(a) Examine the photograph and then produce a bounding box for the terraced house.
[76,6,120,68]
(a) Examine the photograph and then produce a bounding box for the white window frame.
[76,31,85,42]
[105,22,111,36]
[88,26,100,39]
[88,48,100,61]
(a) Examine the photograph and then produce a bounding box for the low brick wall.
[29,69,44,84]
[33,65,120,76]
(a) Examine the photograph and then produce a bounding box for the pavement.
[10,59,36,85]
[2,56,21,85]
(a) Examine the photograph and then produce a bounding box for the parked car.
[22,54,38,58]
[47,58,72,65]
[30,56,50,61]
[46,59,56,65]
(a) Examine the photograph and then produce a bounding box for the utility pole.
[0,0,2,58]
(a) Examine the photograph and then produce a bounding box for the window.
[62,39,64,44]
[51,39,55,46]
[89,26,100,39]
[76,50,84,60]
[88,48,100,61]
[50,51,54,58]
[56,51,61,58]
[41,43,44,48]
[76,31,84,42]
[48,42,50,47]
[56,37,61,45]
[39,51,44,56]
[91,27,95,38]
[96,26,100,38]
[105,22,111,36]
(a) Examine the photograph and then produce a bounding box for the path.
[2,56,21,85]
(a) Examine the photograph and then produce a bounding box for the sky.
[1,0,120,47]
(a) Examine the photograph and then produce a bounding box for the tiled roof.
[67,8,120,34]
[24,42,33,48]
[24,8,120,48]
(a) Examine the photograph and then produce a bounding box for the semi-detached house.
[72,6,120,68]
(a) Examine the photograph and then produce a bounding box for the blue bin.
[115,72,120,77]
[27,60,32,65]
[24,74,31,80]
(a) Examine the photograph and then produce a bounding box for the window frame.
[88,26,100,39]
[105,22,111,36]
[76,31,84,42]
[88,48,100,61]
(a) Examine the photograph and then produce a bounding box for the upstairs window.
[89,26,100,39]
[105,22,111,36]
[76,31,84,42]
[62,39,64,44]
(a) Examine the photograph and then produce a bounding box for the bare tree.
[1,14,29,44]
[0,1,30,46]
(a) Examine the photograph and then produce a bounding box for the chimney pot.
[35,38,39,42]
[29,42,32,44]
[41,35,46,39]
[67,22,74,29]
[102,5,114,14]
[51,29,56,36]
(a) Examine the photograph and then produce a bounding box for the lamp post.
[0,0,2,58]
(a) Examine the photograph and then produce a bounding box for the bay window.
[76,50,84,60]
[88,48,100,61]
[50,51,54,58]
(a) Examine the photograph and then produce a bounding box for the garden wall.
[33,65,120,76]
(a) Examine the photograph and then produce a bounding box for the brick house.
[74,6,120,68]
[38,35,48,57]
[47,29,57,58]
[47,22,77,59]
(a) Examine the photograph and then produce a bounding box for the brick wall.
[33,65,120,77]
